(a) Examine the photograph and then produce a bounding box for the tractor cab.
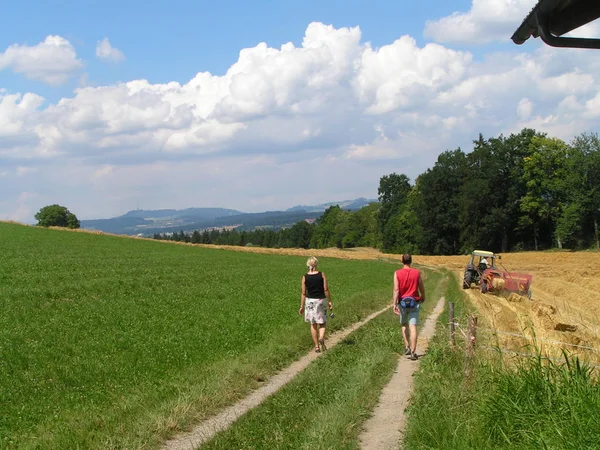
[462,250,501,289]
[469,250,499,270]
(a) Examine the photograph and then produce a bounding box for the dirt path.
[163,305,392,450]
[358,297,446,450]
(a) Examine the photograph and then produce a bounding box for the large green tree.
[415,149,468,254]
[288,220,313,249]
[377,173,411,231]
[571,133,600,249]
[381,188,421,254]
[520,136,571,249]
[35,205,80,229]
[377,173,413,252]
[310,206,350,249]
[458,129,541,252]
[342,202,380,248]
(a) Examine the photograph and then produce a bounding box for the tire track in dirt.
[162,305,393,450]
[358,297,446,450]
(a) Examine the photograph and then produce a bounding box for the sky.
[1,0,600,222]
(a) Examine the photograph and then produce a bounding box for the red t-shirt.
[396,267,421,301]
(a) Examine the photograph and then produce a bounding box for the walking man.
[392,254,425,360]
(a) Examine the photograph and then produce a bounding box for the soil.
[163,306,393,450]
[358,297,446,450]
[162,297,446,450]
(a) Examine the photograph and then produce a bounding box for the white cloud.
[91,164,114,180]
[0,192,37,223]
[0,36,83,85]
[517,98,533,120]
[96,38,125,63]
[1,23,474,163]
[2,22,600,220]
[424,0,535,44]
[16,166,38,177]
[354,36,471,114]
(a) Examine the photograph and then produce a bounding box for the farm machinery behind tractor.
[463,250,533,299]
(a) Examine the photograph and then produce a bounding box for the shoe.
[409,352,418,361]
[319,339,327,351]
[315,347,321,353]
[404,347,411,356]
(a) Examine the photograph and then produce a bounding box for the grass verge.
[403,270,600,449]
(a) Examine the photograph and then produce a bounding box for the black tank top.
[305,272,326,298]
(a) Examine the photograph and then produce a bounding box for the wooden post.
[467,315,478,355]
[464,315,478,378]
[449,302,455,347]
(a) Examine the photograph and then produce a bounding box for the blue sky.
[1,0,476,96]
[1,0,599,221]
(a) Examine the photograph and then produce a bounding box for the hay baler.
[479,268,533,299]
[463,250,533,299]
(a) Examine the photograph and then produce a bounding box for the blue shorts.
[399,303,420,326]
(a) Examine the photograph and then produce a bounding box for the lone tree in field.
[35,204,81,229]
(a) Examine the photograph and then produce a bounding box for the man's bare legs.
[402,325,410,350]
[402,324,418,353]
[409,324,418,353]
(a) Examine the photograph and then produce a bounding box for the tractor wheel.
[463,272,472,289]
[480,282,488,294]
[527,289,532,300]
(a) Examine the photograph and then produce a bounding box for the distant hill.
[82,207,242,235]
[119,207,241,220]
[81,198,378,236]
[285,197,376,213]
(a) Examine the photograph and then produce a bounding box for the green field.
[0,223,405,449]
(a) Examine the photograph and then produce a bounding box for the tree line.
[154,128,600,254]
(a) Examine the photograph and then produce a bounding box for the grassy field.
[200,269,447,449]
[0,223,401,449]
[7,222,594,449]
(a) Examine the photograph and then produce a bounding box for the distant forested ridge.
[82,199,375,236]
[155,129,600,254]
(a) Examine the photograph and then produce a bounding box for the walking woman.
[299,256,333,352]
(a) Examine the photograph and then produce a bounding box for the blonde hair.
[306,256,319,271]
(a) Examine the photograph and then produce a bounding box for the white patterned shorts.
[304,298,327,324]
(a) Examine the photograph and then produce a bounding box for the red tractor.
[463,250,533,299]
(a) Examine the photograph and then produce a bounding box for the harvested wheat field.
[415,252,600,366]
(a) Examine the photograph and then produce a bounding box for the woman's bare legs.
[318,325,326,341]
[318,324,327,350]
[311,323,320,350]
